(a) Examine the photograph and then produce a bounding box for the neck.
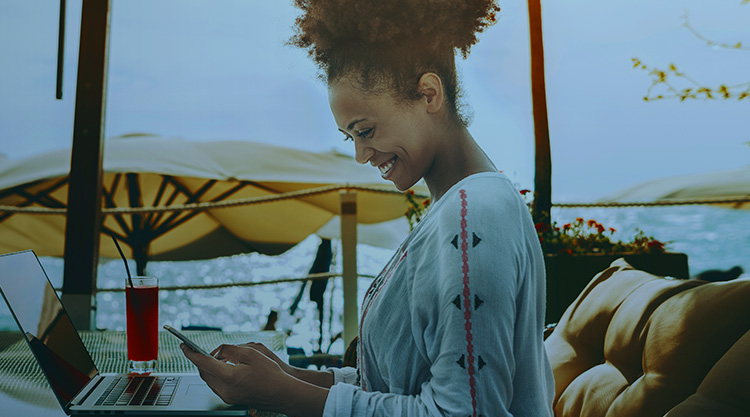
[424,124,497,202]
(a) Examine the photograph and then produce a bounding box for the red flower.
[535,222,549,233]
[647,240,664,249]
[587,219,597,228]
[609,227,616,233]
[423,199,431,206]
[519,189,531,196]
[562,223,571,231]
[596,224,605,234]
[576,217,584,224]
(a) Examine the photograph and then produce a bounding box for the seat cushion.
[546,258,750,417]
[665,329,750,416]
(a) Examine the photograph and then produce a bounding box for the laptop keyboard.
[94,375,181,406]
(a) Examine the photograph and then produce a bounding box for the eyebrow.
[347,118,367,130]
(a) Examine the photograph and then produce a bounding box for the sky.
[0,0,748,202]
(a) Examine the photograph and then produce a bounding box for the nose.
[354,140,375,165]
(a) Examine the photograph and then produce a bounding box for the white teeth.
[378,158,395,175]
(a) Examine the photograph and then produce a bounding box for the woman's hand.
[213,342,294,376]
[180,343,328,417]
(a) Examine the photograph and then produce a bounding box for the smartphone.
[163,324,211,356]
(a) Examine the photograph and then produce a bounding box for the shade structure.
[598,166,750,209]
[0,134,428,272]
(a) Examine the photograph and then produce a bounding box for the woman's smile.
[377,156,397,179]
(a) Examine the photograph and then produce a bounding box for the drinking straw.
[111,235,135,290]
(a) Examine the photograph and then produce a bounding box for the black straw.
[56,0,66,99]
[111,235,135,289]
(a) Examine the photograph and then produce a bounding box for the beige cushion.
[665,328,750,417]
[545,258,750,417]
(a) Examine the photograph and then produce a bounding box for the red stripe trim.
[459,189,477,417]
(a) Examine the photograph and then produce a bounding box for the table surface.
[0,330,287,416]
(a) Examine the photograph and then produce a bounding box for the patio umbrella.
[0,134,427,274]
[598,166,750,209]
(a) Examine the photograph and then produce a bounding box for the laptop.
[0,250,249,416]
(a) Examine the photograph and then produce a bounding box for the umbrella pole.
[340,191,358,347]
[61,0,111,331]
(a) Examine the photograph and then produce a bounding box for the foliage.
[534,215,666,256]
[633,59,749,102]
[519,190,667,255]
[634,5,749,102]
[404,190,431,231]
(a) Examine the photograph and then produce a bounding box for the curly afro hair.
[289,0,500,126]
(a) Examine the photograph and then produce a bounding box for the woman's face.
[328,78,435,191]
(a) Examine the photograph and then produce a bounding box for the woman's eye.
[357,128,373,139]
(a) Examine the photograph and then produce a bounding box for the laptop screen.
[0,250,97,406]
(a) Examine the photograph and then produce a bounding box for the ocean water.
[1,206,748,355]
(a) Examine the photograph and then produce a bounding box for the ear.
[417,72,444,114]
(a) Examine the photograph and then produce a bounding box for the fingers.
[180,344,233,376]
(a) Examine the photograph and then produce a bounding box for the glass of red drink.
[125,276,158,373]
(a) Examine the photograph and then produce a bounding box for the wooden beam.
[61,0,111,330]
[528,0,552,226]
[340,191,358,346]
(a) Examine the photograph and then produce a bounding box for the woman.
[181,1,555,415]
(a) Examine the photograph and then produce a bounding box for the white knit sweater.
[323,172,554,416]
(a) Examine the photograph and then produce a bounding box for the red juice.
[126,285,158,361]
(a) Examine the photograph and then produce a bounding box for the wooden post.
[61,0,111,331]
[528,0,552,226]
[339,191,358,346]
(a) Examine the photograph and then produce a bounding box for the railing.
[52,271,376,293]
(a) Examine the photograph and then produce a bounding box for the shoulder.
[432,172,527,229]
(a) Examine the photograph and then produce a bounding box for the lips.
[377,156,397,178]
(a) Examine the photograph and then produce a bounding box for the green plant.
[521,189,667,255]
[404,190,430,231]
[535,215,666,256]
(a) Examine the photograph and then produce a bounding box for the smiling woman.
[178,1,555,416]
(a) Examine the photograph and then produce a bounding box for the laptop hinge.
[69,374,105,410]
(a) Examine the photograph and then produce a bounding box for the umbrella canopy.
[0,134,427,273]
[599,166,750,209]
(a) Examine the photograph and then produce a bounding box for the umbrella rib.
[149,180,250,239]
[126,173,148,243]
[102,173,133,237]
[150,181,253,239]
[148,178,219,238]
[143,175,171,230]
[0,177,69,223]
[146,175,186,230]
[17,178,69,208]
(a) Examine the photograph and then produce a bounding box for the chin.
[391,177,419,192]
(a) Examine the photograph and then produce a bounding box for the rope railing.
[553,197,750,208]
[53,271,377,293]
[0,184,430,215]
[3,193,746,215]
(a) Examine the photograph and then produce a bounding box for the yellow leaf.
[669,63,677,71]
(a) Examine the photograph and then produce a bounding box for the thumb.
[181,344,227,374]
